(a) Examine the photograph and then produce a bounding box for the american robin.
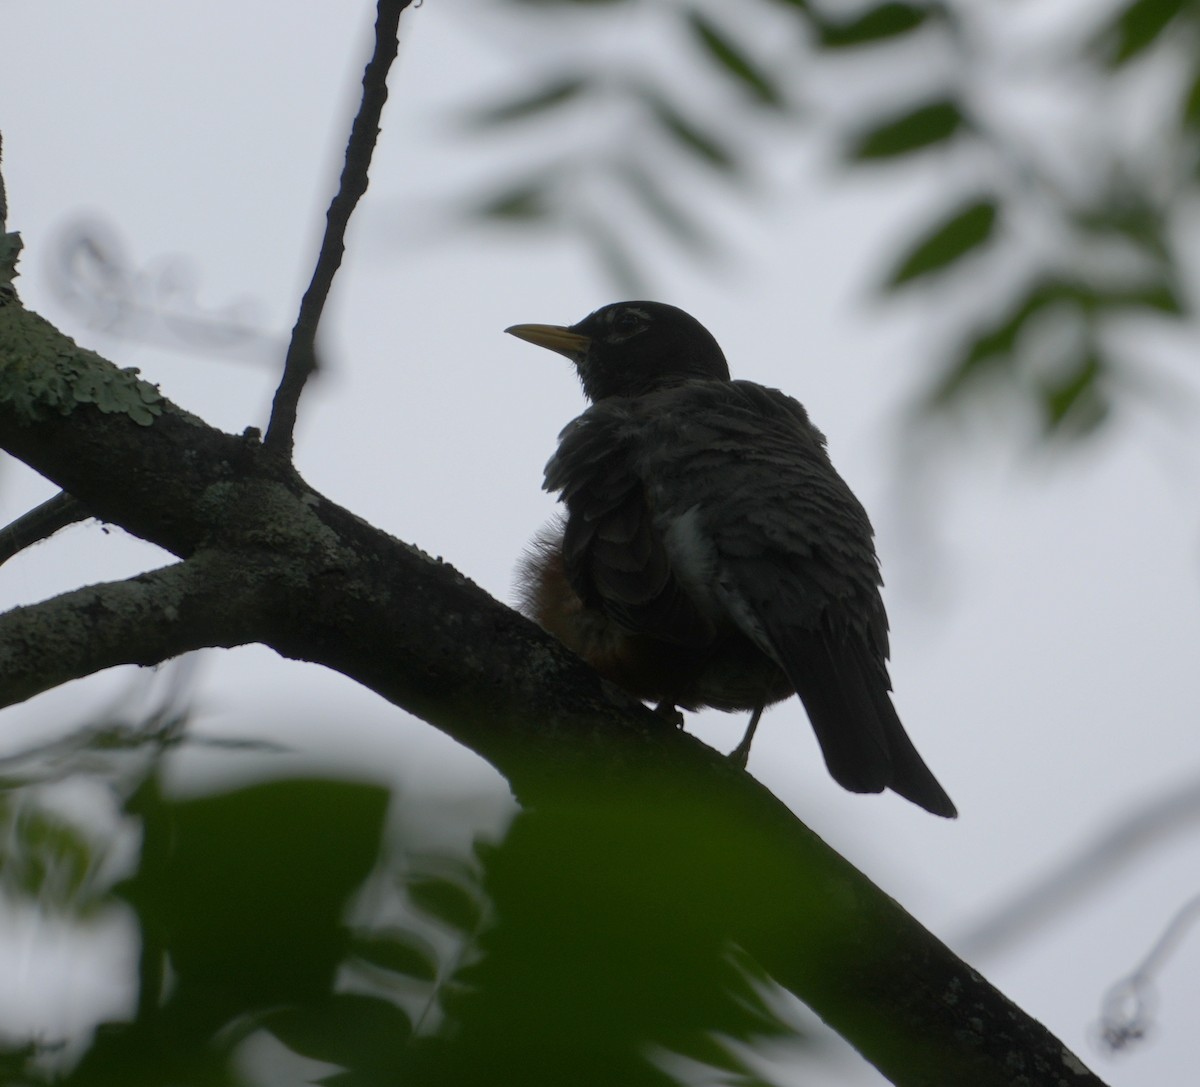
[507,301,956,818]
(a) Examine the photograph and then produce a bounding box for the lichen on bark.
[0,302,163,425]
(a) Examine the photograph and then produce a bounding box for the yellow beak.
[505,323,591,359]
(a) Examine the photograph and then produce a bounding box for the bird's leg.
[728,704,764,769]
[653,700,686,729]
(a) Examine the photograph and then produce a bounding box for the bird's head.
[506,301,730,401]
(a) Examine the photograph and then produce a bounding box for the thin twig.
[1096,893,1200,1052]
[263,0,412,458]
[0,491,89,567]
[958,772,1200,958]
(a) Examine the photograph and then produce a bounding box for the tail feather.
[866,683,957,817]
[779,631,957,818]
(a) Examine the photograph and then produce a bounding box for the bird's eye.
[611,310,641,332]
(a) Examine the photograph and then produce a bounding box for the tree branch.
[0,282,1110,1085]
[0,131,7,227]
[0,132,22,302]
[0,491,89,567]
[263,0,413,458]
[0,550,271,707]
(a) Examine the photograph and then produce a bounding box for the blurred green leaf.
[929,276,1085,405]
[315,1072,370,1087]
[1183,64,1200,128]
[818,1,931,47]
[0,1040,38,1085]
[351,928,441,981]
[719,948,800,1035]
[464,75,589,128]
[0,800,102,914]
[643,89,741,173]
[886,197,998,286]
[1040,350,1108,435]
[926,271,1138,437]
[123,776,388,1012]
[847,98,965,159]
[1070,189,1173,262]
[580,216,648,294]
[668,1033,758,1078]
[686,10,786,107]
[407,874,484,935]
[472,182,552,221]
[22,751,819,1087]
[615,158,717,253]
[1100,279,1185,315]
[1096,0,1188,66]
[267,993,412,1070]
[411,784,805,1087]
[46,772,394,1087]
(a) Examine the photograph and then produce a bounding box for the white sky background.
[3,2,1200,1084]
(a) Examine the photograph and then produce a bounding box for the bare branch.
[0,491,89,567]
[263,0,413,458]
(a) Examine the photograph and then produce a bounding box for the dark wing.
[635,381,956,817]
[545,408,715,646]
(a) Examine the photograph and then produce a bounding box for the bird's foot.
[727,704,764,770]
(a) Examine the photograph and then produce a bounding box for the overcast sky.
[3,2,1200,1084]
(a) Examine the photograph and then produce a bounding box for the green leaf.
[615,159,716,253]
[928,276,1085,405]
[407,874,484,934]
[644,90,740,174]
[0,801,101,912]
[668,1033,755,1077]
[472,182,552,221]
[818,2,930,48]
[1100,279,1185,315]
[268,993,412,1069]
[464,76,589,128]
[1071,198,1170,262]
[1097,0,1188,66]
[1040,350,1108,436]
[351,929,441,981]
[887,197,998,286]
[847,98,965,159]
[122,776,389,1010]
[1183,65,1200,129]
[413,787,812,1087]
[581,217,648,294]
[686,11,785,108]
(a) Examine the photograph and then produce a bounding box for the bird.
[506,301,956,818]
